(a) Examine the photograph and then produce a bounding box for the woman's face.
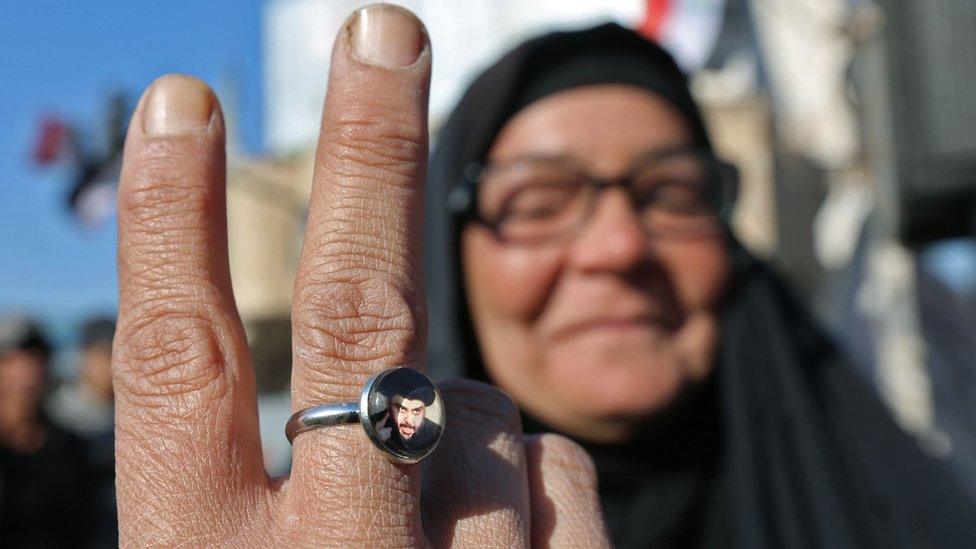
[461,85,730,443]
[0,349,46,417]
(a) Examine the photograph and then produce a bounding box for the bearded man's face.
[393,397,425,440]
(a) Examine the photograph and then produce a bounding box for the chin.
[548,345,689,422]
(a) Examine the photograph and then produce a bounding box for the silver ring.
[286,367,445,464]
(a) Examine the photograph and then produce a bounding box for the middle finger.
[286,4,431,545]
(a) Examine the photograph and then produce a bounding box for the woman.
[425,23,976,548]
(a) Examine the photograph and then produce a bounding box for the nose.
[568,188,648,273]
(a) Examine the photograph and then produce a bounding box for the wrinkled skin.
[111,4,609,547]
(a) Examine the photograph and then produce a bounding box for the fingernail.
[143,75,214,136]
[351,4,425,68]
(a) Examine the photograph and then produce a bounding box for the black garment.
[0,424,97,547]
[423,23,976,548]
[79,427,117,548]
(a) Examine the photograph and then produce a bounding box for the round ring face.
[361,368,445,463]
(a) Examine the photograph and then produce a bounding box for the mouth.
[549,314,669,342]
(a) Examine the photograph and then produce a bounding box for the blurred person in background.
[49,317,115,435]
[0,315,96,546]
[48,316,118,547]
[425,24,976,548]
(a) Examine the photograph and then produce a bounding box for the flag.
[33,116,71,165]
[638,0,727,72]
[68,155,121,228]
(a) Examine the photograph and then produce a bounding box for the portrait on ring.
[366,368,444,460]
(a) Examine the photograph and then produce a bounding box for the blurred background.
[1,0,974,544]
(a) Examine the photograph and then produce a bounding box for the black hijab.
[424,23,976,548]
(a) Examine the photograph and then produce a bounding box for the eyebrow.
[490,144,696,174]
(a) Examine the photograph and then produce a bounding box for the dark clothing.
[81,428,117,548]
[0,424,97,547]
[916,264,976,498]
[424,23,976,548]
[46,385,118,547]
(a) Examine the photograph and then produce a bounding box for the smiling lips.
[548,308,678,343]
[541,279,683,344]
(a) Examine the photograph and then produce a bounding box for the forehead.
[488,84,694,175]
[395,397,425,410]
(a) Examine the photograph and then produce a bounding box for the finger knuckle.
[114,307,231,405]
[120,140,219,230]
[120,240,212,297]
[304,231,416,279]
[294,274,424,373]
[439,379,521,430]
[325,106,425,180]
[533,434,598,488]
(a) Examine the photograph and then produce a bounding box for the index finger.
[285,4,431,545]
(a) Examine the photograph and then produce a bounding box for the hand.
[112,4,609,547]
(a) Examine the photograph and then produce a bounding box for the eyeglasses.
[448,147,738,244]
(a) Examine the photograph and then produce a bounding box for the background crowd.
[0,315,116,546]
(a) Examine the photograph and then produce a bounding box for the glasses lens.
[478,161,591,242]
[631,153,723,235]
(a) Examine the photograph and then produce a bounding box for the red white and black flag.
[31,94,128,228]
[638,0,728,72]
[32,116,72,166]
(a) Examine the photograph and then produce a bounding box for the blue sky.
[0,0,265,343]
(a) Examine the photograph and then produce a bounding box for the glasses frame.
[447,146,739,244]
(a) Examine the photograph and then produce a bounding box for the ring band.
[285,368,445,464]
[286,402,360,443]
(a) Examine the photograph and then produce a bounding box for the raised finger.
[285,4,431,545]
[114,75,266,544]
[421,380,531,547]
[525,434,611,548]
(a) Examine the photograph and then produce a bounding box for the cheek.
[653,238,730,310]
[2,363,43,388]
[463,229,563,325]
[462,228,564,402]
